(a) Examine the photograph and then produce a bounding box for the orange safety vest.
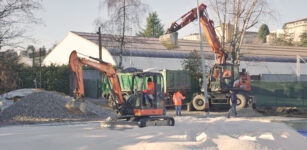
[143,82,154,95]
[223,69,231,78]
[172,92,185,106]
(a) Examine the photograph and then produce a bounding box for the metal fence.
[251,81,307,107]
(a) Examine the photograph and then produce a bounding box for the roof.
[71,31,307,63]
[284,18,307,26]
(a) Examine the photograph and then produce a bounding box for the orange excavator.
[159,3,252,110]
[69,50,174,127]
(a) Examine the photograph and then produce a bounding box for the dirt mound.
[0,91,101,122]
[255,106,307,117]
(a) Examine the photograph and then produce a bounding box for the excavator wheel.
[167,117,175,126]
[138,118,147,128]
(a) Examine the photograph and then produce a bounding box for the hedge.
[17,65,70,94]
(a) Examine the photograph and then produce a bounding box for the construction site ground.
[0,90,307,150]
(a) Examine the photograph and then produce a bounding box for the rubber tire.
[230,94,246,111]
[167,118,175,126]
[192,94,206,111]
[138,118,147,128]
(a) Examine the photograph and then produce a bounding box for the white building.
[283,18,307,42]
[43,32,116,66]
[267,18,307,44]
[43,31,307,75]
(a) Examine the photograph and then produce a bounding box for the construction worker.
[222,69,231,78]
[173,91,186,116]
[143,78,154,107]
[223,69,231,86]
[227,90,238,118]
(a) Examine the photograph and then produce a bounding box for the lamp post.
[196,0,210,116]
[97,27,102,61]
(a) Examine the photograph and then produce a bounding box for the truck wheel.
[167,118,175,126]
[192,95,206,111]
[138,118,147,128]
[230,94,246,110]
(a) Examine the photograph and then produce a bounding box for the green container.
[102,73,142,95]
[161,69,192,93]
[161,69,200,104]
[117,73,134,92]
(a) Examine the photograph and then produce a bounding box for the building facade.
[283,18,307,43]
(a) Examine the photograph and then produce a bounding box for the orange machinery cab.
[209,64,251,92]
[129,72,166,117]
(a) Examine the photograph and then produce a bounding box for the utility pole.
[197,0,210,116]
[39,48,42,88]
[97,27,102,61]
[32,47,37,88]
[97,27,103,98]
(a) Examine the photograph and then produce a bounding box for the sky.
[30,0,307,49]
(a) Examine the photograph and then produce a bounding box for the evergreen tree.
[299,32,307,47]
[257,24,270,43]
[137,12,164,38]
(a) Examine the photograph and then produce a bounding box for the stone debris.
[0,91,116,123]
[0,88,39,111]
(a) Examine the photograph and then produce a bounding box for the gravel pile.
[0,91,114,123]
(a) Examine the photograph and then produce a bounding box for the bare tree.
[208,0,272,64]
[0,0,42,50]
[96,0,147,68]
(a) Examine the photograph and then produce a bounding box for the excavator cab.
[129,72,166,117]
[209,64,240,92]
[209,64,250,92]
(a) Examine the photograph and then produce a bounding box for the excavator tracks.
[101,116,175,129]
[138,116,175,128]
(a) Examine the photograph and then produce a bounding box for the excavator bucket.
[159,32,179,49]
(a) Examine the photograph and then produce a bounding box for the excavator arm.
[69,50,124,105]
[161,3,226,64]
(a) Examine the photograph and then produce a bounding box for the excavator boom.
[69,50,124,105]
[159,3,226,64]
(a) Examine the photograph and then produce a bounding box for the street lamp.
[196,0,210,116]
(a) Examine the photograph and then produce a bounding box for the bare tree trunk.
[230,0,240,64]
[236,0,258,63]
[222,0,227,49]
[119,0,126,68]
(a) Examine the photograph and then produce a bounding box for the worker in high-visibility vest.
[223,69,232,86]
[143,78,154,107]
[172,91,186,116]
